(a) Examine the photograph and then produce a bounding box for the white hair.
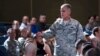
[61,3,71,9]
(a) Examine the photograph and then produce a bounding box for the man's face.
[36,36,43,44]
[60,7,71,19]
[30,18,37,25]
[39,16,46,23]
[23,16,29,23]
[21,29,28,38]
[89,16,94,23]
[12,21,19,30]
[96,16,100,21]
[9,30,16,40]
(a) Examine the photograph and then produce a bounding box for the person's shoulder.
[20,23,24,26]
[53,18,63,25]
[18,37,24,41]
[18,37,24,40]
[56,17,62,21]
[70,18,81,26]
[3,38,9,47]
[71,18,80,23]
[4,38,10,43]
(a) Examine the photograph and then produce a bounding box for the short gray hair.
[61,3,71,9]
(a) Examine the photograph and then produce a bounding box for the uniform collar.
[59,18,72,26]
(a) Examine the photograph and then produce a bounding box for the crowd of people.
[0,3,100,56]
[75,15,100,56]
[85,15,100,35]
[1,15,54,56]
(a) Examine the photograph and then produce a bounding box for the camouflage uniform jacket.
[43,18,84,56]
[4,38,19,56]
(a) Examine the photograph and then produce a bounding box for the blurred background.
[0,0,99,25]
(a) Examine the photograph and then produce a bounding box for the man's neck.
[63,16,71,21]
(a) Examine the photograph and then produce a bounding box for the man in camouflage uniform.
[4,28,19,56]
[38,3,84,56]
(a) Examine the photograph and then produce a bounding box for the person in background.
[83,32,91,42]
[3,28,19,56]
[24,32,52,56]
[75,39,86,56]
[12,20,20,40]
[81,42,96,56]
[84,48,96,56]
[18,27,28,46]
[91,27,100,52]
[19,16,29,31]
[46,37,56,56]
[24,32,37,56]
[38,15,53,55]
[38,15,49,32]
[94,15,100,27]
[18,27,28,56]
[30,17,39,34]
[85,16,95,35]
[35,33,52,56]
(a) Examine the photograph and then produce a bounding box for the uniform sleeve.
[76,22,84,40]
[43,21,57,39]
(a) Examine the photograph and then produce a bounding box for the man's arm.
[42,20,57,39]
[76,22,84,40]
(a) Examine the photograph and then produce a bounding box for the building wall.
[0,0,31,22]
[0,0,98,25]
[99,0,100,17]
[70,0,98,25]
